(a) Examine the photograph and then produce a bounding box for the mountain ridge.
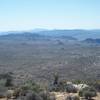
[0,29,100,40]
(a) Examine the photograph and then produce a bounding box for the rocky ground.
[53,92,100,100]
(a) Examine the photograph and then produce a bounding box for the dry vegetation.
[0,34,100,84]
[0,33,100,100]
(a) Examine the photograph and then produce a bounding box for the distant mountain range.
[83,38,100,44]
[36,29,100,40]
[0,29,100,42]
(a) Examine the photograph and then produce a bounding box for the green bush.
[79,86,97,99]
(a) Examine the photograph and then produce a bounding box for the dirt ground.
[52,92,100,100]
[0,92,100,100]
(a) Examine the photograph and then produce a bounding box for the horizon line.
[0,28,100,33]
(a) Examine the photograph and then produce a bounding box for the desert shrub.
[66,95,72,100]
[5,77,13,87]
[53,73,59,85]
[94,82,100,92]
[49,84,61,92]
[4,73,13,87]
[66,84,78,93]
[49,93,56,100]
[19,86,56,100]
[39,91,50,100]
[39,91,56,100]
[87,81,100,92]
[66,95,80,100]
[73,80,84,84]
[0,79,6,87]
[50,79,78,92]
[0,73,13,87]
[79,86,97,99]
[24,90,43,100]
[21,81,43,94]
[0,73,11,79]
[0,86,7,98]
[50,73,68,92]
[6,91,12,99]
[50,79,67,92]
[30,82,43,93]
[13,88,21,98]
[58,80,67,91]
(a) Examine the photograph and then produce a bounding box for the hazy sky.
[0,0,100,31]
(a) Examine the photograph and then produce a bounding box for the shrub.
[39,91,49,100]
[5,77,13,87]
[53,73,59,85]
[73,80,83,84]
[88,81,100,92]
[50,80,67,92]
[66,95,80,100]
[0,86,7,98]
[79,86,97,99]
[0,79,6,87]
[49,84,61,92]
[66,84,78,93]
[21,81,43,93]
[49,93,56,100]
[24,91,43,100]
[5,73,13,87]
[84,91,96,99]
[13,88,21,98]
[0,73,13,87]
[39,91,56,100]
[6,90,12,99]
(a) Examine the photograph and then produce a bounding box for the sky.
[0,0,100,31]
